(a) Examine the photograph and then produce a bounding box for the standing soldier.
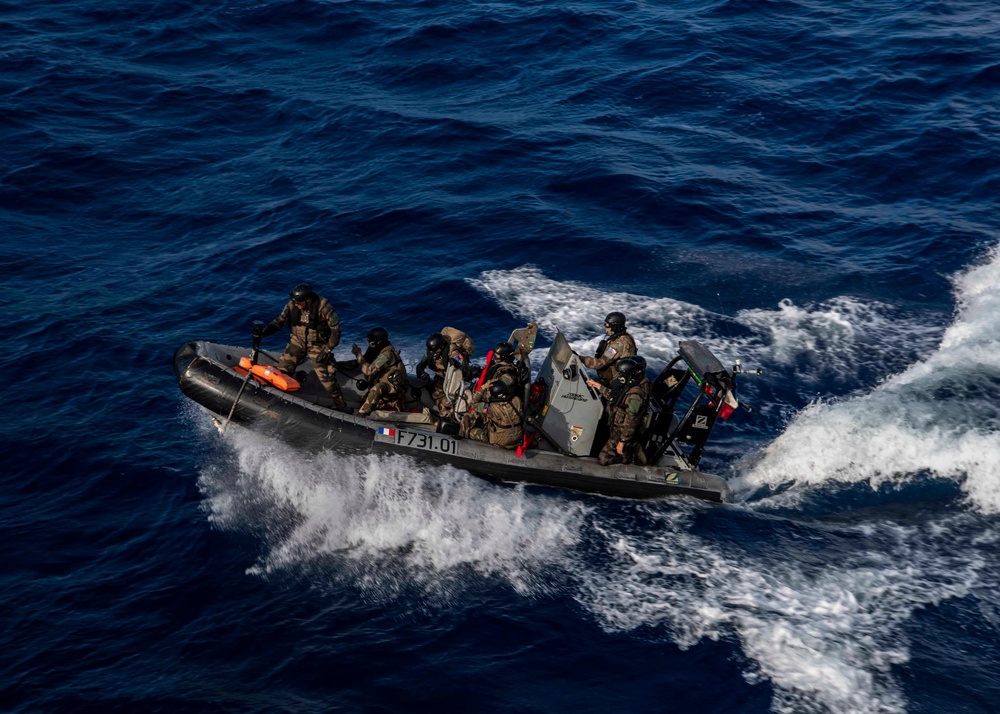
[260,283,346,409]
[579,311,637,386]
[586,356,650,465]
[349,327,408,417]
[460,380,524,449]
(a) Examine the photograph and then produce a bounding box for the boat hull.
[173,341,733,503]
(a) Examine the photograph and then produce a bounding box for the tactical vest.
[608,380,649,435]
[369,344,407,388]
[594,332,637,382]
[288,297,335,347]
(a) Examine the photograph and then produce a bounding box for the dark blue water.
[3,0,999,711]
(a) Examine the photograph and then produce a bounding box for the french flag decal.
[377,427,396,437]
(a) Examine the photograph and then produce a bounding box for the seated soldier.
[586,356,651,465]
[348,327,408,417]
[459,380,524,449]
[470,342,519,402]
[415,329,474,417]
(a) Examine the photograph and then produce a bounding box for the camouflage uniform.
[470,362,519,406]
[416,326,477,416]
[460,395,524,449]
[582,332,637,385]
[441,327,475,372]
[416,348,453,416]
[356,343,408,416]
[596,376,650,465]
[264,295,345,407]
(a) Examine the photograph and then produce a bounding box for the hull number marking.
[395,429,456,455]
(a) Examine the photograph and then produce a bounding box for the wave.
[469,264,939,389]
[738,243,1000,513]
[193,410,996,714]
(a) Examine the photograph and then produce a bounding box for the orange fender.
[237,357,301,392]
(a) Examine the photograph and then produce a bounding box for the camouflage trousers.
[427,375,453,417]
[277,340,346,408]
[459,411,522,449]
[597,435,647,466]
[459,411,484,441]
[358,380,406,417]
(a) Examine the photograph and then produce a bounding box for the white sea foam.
[198,426,588,599]
[193,408,993,714]
[469,265,934,383]
[738,244,1000,513]
[575,508,991,714]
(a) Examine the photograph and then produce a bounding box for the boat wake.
[469,265,940,390]
[190,244,1000,714]
[195,419,996,714]
[736,242,1000,514]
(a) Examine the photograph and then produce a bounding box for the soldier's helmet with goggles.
[290,283,315,303]
[489,380,513,402]
[614,356,642,386]
[604,311,627,335]
[492,342,516,363]
[427,332,447,354]
[367,327,389,349]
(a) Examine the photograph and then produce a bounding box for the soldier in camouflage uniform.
[469,342,521,407]
[349,327,408,417]
[415,327,476,417]
[459,380,524,449]
[580,311,637,386]
[440,326,475,377]
[416,333,453,417]
[586,356,650,465]
[260,283,346,408]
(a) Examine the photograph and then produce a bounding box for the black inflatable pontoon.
[173,328,755,503]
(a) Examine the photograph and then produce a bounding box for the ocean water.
[3,0,999,712]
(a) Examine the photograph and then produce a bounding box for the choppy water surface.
[3,0,999,712]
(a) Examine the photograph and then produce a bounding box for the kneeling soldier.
[349,327,408,417]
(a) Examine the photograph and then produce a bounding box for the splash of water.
[198,426,589,600]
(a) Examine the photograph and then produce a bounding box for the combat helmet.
[604,311,627,335]
[489,380,513,402]
[427,332,447,354]
[290,283,315,302]
[614,356,642,386]
[493,342,515,363]
[367,327,389,350]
